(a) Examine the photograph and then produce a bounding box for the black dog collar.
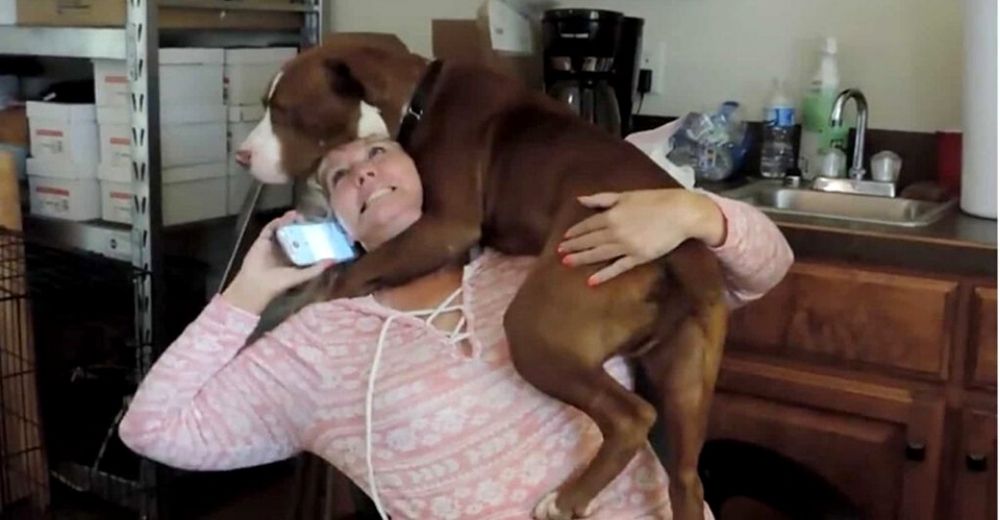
[396,60,444,150]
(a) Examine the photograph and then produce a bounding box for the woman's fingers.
[278,260,335,287]
[260,210,299,241]
[588,255,641,286]
[562,243,625,267]
[558,229,615,254]
[577,192,621,209]
[563,212,609,240]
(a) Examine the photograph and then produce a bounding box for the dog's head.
[237,37,423,184]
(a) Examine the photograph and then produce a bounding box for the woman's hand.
[222,211,335,314]
[557,189,726,285]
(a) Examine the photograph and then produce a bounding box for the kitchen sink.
[721,179,957,227]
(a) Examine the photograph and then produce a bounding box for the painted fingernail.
[556,245,564,254]
[562,256,572,266]
[587,276,599,287]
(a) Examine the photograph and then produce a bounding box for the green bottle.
[799,37,850,179]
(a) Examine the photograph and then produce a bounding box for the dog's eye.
[368,146,385,159]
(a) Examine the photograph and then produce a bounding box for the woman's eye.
[368,146,385,159]
[330,169,347,186]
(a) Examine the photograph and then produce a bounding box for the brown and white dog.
[237,39,727,520]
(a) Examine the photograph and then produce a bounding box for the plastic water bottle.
[760,78,796,178]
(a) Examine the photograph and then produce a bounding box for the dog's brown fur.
[269,41,727,519]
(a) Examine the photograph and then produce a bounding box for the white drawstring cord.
[365,286,468,520]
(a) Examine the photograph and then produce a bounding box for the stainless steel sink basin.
[721,180,957,227]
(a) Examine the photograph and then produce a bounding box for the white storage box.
[99,162,228,226]
[28,175,100,221]
[93,48,224,108]
[0,0,16,25]
[98,105,226,175]
[224,47,297,106]
[26,102,99,165]
[26,156,98,180]
[227,173,294,215]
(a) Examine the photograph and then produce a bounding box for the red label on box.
[36,186,70,196]
[105,76,129,84]
[35,129,63,137]
[110,192,131,200]
[110,137,130,145]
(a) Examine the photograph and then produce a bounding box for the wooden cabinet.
[969,287,997,388]
[947,409,997,520]
[727,262,957,379]
[715,259,996,520]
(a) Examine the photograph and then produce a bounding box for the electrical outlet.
[640,41,667,95]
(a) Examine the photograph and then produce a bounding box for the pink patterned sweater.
[119,194,793,519]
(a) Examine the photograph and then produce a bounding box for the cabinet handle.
[905,442,926,462]
[966,453,988,472]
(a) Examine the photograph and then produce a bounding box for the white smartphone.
[275,220,358,266]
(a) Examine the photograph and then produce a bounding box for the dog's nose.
[235,149,252,168]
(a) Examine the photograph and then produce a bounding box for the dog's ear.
[325,59,366,99]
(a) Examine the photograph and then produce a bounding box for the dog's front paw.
[532,491,595,520]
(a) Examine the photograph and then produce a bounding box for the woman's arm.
[118,296,322,470]
[699,191,794,307]
[120,211,336,470]
[558,189,793,307]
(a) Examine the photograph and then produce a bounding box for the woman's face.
[318,139,423,250]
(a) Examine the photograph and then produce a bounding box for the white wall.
[330,0,963,132]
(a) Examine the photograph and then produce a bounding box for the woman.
[119,137,793,519]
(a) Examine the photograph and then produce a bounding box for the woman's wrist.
[221,275,274,316]
[687,191,727,248]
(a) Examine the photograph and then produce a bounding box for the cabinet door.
[969,287,997,389]
[948,409,997,520]
[728,262,957,380]
[712,358,946,520]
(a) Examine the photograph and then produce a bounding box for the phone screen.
[277,220,357,266]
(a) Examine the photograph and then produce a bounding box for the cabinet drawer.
[970,287,997,388]
[728,262,958,379]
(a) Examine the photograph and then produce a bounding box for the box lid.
[163,162,228,184]
[98,105,226,125]
[27,157,98,179]
[224,47,298,65]
[26,102,97,123]
[160,48,225,65]
[228,104,265,122]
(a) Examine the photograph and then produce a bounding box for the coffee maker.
[542,9,644,137]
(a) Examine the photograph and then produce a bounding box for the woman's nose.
[355,168,376,186]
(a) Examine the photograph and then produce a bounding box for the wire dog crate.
[0,229,49,519]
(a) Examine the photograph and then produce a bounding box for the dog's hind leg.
[638,296,727,520]
[504,257,661,519]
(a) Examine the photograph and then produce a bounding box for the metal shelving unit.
[0,1,327,518]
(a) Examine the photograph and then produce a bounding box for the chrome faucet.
[830,88,868,180]
[809,88,896,197]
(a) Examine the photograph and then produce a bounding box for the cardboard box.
[224,47,298,106]
[93,48,224,108]
[99,162,228,225]
[26,102,99,165]
[97,104,226,174]
[27,175,100,221]
[0,107,27,146]
[432,1,542,89]
[9,0,300,29]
